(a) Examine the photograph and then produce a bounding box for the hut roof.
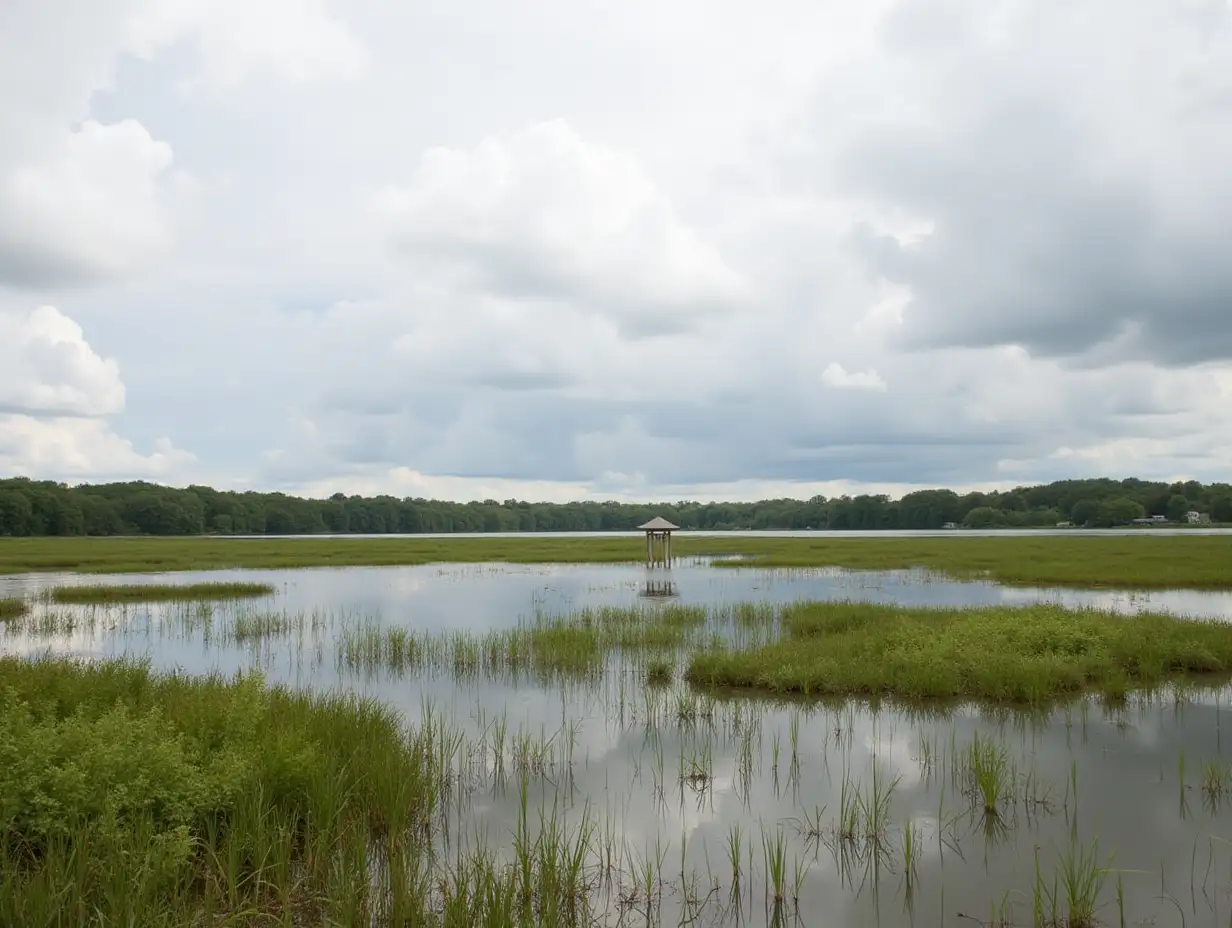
[638,516,679,531]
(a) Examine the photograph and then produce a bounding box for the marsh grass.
[965,732,1012,815]
[0,655,429,924]
[0,597,28,621]
[1033,838,1115,928]
[338,604,710,684]
[4,533,1232,589]
[686,601,1232,703]
[49,581,275,604]
[0,655,605,927]
[646,659,673,686]
[231,608,327,642]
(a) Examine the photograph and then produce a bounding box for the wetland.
[5,535,1232,925]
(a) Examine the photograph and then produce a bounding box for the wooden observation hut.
[639,516,678,566]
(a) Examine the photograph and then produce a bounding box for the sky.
[2,0,1232,504]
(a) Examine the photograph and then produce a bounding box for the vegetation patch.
[645,659,674,686]
[685,601,1232,703]
[0,597,28,621]
[0,657,596,926]
[337,605,705,684]
[49,581,275,604]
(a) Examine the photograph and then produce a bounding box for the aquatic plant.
[1033,838,1114,928]
[0,597,28,621]
[49,581,274,604]
[966,732,1012,815]
[645,659,673,686]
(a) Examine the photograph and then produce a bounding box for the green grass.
[336,605,703,683]
[0,656,596,926]
[0,597,28,621]
[685,601,1232,703]
[645,659,674,686]
[1,534,1231,588]
[48,581,275,604]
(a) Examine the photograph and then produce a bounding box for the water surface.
[3,560,1231,927]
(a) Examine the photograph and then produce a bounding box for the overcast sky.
[2,0,1231,503]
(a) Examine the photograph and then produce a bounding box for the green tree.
[0,489,34,536]
[1212,495,1232,524]
[1094,497,1145,527]
[1070,499,1100,526]
[1165,494,1191,523]
[962,506,1005,528]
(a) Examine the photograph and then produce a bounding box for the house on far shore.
[1187,511,1212,524]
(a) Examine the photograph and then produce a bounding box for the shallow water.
[4,560,1232,926]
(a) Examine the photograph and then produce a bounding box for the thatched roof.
[638,516,679,531]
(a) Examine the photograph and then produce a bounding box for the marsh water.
[5,559,1232,926]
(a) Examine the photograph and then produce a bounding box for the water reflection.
[639,575,680,600]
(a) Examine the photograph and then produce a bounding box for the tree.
[1166,494,1191,523]
[1212,495,1232,524]
[962,506,1005,528]
[0,489,33,536]
[1094,497,1145,527]
[1070,499,1100,526]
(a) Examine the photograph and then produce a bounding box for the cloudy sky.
[2,0,1231,502]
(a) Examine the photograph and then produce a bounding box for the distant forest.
[0,476,1230,537]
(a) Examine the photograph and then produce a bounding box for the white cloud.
[0,304,194,481]
[0,417,194,481]
[377,119,748,337]
[0,0,365,288]
[0,120,176,285]
[0,306,125,416]
[131,0,368,90]
[821,363,887,391]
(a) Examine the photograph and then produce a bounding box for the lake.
[3,558,1230,926]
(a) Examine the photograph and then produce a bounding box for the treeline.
[0,476,1229,537]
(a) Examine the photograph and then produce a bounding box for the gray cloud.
[835,0,1232,365]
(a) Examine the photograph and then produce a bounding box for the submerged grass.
[48,581,275,604]
[0,597,28,621]
[0,656,596,926]
[337,605,706,682]
[685,601,1232,703]
[2,534,1231,588]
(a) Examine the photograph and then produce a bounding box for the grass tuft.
[645,659,673,686]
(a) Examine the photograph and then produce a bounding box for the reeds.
[966,732,1012,815]
[0,597,28,620]
[1033,838,1114,928]
[48,581,274,604]
[645,659,673,686]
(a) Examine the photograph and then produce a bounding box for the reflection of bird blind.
[641,579,678,598]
